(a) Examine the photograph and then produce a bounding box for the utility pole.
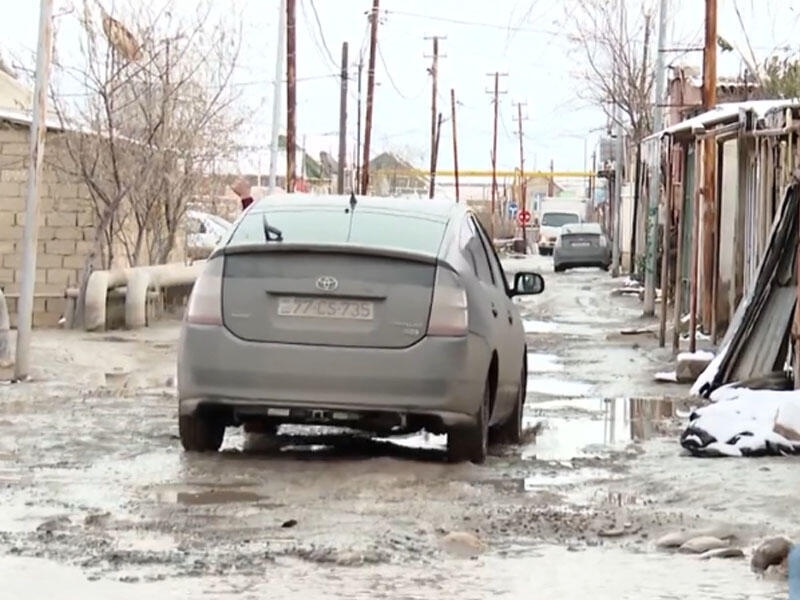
[268,0,287,192]
[548,159,555,196]
[701,0,718,331]
[15,0,54,380]
[425,36,445,198]
[355,57,363,191]
[285,0,297,193]
[430,112,443,196]
[486,72,508,240]
[611,1,625,278]
[515,101,528,252]
[361,0,380,196]
[337,41,349,194]
[450,88,461,203]
[643,0,669,315]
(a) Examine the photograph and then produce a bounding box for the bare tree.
[49,0,244,325]
[563,0,656,144]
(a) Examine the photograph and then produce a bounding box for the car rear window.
[227,208,448,255]
[542,212,580,227]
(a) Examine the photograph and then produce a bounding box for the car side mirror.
[511,272,545,296]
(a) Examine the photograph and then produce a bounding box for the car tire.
[491,364,525,445]
[179,412,225,452]
[554,264,565,273]
[448,378,490,464]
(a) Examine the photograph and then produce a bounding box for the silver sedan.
[177,194,545,463]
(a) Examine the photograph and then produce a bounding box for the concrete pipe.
[124,263,205,329]
[84,268,127,331]
[0,287,11,367]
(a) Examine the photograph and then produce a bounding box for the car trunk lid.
[221,246,436,348]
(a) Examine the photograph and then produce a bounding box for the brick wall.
[0,122,95,327]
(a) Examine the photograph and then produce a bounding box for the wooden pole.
[425,36,445,198]
[490,72,500,239]
[360,0,380,195]
[450,88,460,203]
[355,57,363,192]
[430,112,443,196]
[701,0,718,331]
[690,139,703,354]
[516,101,528,251]
[336,41,349,194]
[672,144,686,354]
[659,139,673,347]
[285,0,297,193]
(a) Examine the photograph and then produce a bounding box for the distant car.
[177,194,545,463]
[553,222,611,272]
[185,210,233,260]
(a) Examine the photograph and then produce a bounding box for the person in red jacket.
[232,178,254,210]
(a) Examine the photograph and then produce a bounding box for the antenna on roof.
[349,191,357,212]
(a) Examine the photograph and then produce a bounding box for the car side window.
[472,216,509,291]
[465,217,494,284]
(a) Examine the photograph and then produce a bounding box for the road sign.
[507,201,518,217]
[518,210,531,225]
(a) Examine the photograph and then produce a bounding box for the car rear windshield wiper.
[262,213,283,242]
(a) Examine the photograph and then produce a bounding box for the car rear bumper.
[554,247,611,266]
[177,324,491,427]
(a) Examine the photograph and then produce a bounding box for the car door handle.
[507,310,513,324]
[491,303,498,317]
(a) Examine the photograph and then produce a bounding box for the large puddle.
[0,546,785,599]
[522,397,678,461]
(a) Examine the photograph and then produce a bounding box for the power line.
[381,9,560,36]
[299,0,338,70]
[307,0,338,68]
[376,40,423,100]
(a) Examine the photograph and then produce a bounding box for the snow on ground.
[680,387,800,457]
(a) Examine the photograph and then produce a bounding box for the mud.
[0,255,791,598]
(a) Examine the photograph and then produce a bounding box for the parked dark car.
[553,222,611,272]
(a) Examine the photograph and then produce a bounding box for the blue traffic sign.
[507,202,518,216]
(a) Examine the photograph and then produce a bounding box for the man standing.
[232,177,255,211]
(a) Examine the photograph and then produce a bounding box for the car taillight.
[599,235,608,247]
[428,266,468,336]
[186,257,223,325]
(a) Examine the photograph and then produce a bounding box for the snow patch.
[677,350,715,363]
[680,387,800,457]
[689,343,728,397]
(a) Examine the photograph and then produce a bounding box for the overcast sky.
[2,0,799,176]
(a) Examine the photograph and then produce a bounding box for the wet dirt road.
[0,255,791,599]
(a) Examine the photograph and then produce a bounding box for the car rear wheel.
[448,379,490,464]
[179,412,225,452]
[491,365,525,445]
[554,264,565,273]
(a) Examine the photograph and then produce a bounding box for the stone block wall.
[0,123,95,327]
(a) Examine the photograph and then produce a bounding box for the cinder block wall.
[0,123,95,327]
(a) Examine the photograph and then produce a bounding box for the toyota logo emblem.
[315,276,339,291]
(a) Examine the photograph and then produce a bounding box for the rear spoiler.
[212,242,448,268]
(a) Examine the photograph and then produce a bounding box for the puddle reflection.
[522,398,678,461]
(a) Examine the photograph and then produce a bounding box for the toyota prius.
[177,194,545,463]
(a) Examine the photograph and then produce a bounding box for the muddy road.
[0,255,793,599]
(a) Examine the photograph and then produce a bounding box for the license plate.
[571,241,591,247]
[277,297,375,320]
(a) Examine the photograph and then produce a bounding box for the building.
[640,98,800,349]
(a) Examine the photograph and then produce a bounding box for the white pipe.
[14,0,55,380]
[268,0,287,192]
[84,262,206,331]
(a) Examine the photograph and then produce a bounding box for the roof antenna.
[349,191,358,212]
